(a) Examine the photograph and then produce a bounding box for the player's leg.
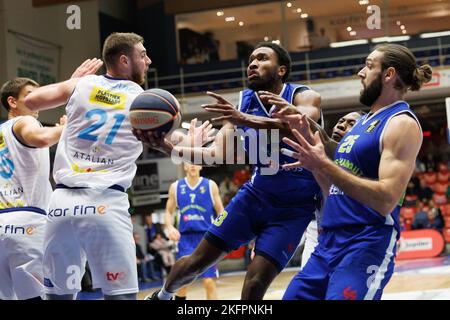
[78,190,139,300]
[175,286,188,300]
[43,191,87,300]
[159,238,227,299]
[0,237,15,300]
[241,255,278,300]
[9,212,46,300]
[301,220,319,269]
[202,278,218,300]
[154,189,257,300]
[242,209,313,300]
[326,228,397,300]
[282,248,330,300]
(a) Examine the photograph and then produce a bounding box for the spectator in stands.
[425,153,437,172]
[405,180,419,207]
[134,232,151,283]
[144,214,159,243]
[418,179,433,202]
[412,201,428,230]
[315,28,331,49]
[416,157,426,173]
[399,215,406,232]
[149,232,175,275]
[425,207,445,232]
[204,31,220,62]
[233,165,252,187]
[132,214,148,258]
[219,176,238,204]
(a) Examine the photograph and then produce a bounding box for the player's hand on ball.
[132,129,173,154]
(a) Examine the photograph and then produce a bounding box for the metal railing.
[146,37,450,100]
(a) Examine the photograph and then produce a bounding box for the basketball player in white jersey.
[0,59,101,300]
[24,32,153,300]
[25,33,212,300]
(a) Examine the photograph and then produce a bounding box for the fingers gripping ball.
[130,89,182,136]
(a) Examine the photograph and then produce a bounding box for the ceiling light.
[239,21,244,27]
[217,11,224,16]
[225,16,235,22]
[330,39,369,48]
[264,36,269,41]
[371,35,410,43]
[402,30,407,34]
[350,31,357,36]
[396,21,401,26]
[420,30,450,38]
[297,8,302,13]
[347,26,352,32]
[400,25,405,30]
[301,13,308,18]
[359,0,369,5]
[287,2,292,8]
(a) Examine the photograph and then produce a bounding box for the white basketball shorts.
[43,188,138,296]
[301,220,319,269]
[0,209,46,300]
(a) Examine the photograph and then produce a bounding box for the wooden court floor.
[138,256,450,300]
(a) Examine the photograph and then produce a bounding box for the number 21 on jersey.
[77,109,126,145]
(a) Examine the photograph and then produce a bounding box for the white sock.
[157,287,174,300]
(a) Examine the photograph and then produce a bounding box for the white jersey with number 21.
[53,75,143,190]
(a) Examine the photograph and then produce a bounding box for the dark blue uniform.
[176,177,218,278]
[205,83,322,271]
[283,101,421,300]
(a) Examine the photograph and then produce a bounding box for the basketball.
[129,88,182,136]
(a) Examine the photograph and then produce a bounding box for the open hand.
[71,58,104,79]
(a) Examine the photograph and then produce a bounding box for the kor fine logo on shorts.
[48,205,108,218]
[0,225,35,235]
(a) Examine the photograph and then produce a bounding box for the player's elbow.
[378,192,401,217]
[32,136,53,148]
[24,94,41,111]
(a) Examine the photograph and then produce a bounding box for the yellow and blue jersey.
[322,101,422,233]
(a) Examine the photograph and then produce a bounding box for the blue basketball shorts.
[177,232,218,279]
[283,225,398,300]
[204,183,315,272]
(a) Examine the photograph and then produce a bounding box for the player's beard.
[130,60,146,85]
[360,73,383,107]
[248,69,279,92]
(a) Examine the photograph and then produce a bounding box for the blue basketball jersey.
[322,101,422,232]
[237,83,321,207]
[176,177,216,234]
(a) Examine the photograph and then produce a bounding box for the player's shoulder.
[388,112,421,133]
[14,115,40,127]
[207,178,219,189]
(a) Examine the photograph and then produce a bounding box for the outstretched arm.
[24,58,103,111]
[202,90,321,134]
[282,114,422,216]
[13,115,66,148]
